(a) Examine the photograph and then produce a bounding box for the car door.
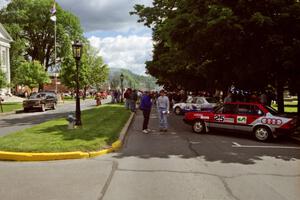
[210,104,238,130]
[235,105,264,132]
[45,94,55,108]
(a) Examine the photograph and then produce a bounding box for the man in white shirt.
[156,90,170,132]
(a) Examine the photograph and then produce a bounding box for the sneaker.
[142,129,149,134]
[147,129,151,132]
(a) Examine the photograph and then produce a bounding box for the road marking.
[190,141,201,144]
[232,142,300,149]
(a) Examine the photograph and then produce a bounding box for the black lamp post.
[72,40,83,126]
[120,73,124,103]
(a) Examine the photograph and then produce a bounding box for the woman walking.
[140,91,152,134]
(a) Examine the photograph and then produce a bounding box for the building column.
[6,46,11,94]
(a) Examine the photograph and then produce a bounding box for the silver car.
[173,96,219,115]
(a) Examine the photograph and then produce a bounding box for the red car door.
[234,104,263,132]
[210,104,238,130]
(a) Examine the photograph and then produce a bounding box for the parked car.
[183,102,298,142]
[23,92,57,112]
[173,96,219,115]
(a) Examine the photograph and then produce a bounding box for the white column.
[6,46,11,93]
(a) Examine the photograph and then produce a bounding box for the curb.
[0,112,135,162]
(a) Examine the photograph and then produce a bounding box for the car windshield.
[265,105,279,115]
[205,97,218,103]
[29,93,46,99]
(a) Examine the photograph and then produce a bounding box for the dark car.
[23,92,57,112]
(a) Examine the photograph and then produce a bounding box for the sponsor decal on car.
[237,116,247,124]
[224,118,235,123]
[214,115,224,122]
[194,114,210,120]
[261,118,282,125]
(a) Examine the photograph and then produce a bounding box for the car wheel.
[174,107,181,115]
[193,120,206,134]
[41,104,46,112]
[254,126,272,142]
[52,103,57,110]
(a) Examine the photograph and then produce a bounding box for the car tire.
[174,107,182,115]
[52,103,57,110]
[192,120,206,134]
[41,104,46,112]
[254,126,272,142]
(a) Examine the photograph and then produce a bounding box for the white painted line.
[190,141,201,144]
[232,142,241,147]
[232,142,300,150]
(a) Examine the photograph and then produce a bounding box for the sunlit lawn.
[0,104,131,152]
[0,102,23,113]
[272,101,298,113]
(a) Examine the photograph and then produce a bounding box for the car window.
[265,105,278,115]
[223,104,238,114]
[251,105,264,115]
[196,98,204,104]
[238,105,251,114]
[205,97,217,103]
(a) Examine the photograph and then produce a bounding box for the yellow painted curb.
[0,140,123,161]
[0,151,89,161]
[0,111,134,162]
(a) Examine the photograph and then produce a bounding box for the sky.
[0,0,153,75]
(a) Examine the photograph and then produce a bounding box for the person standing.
[140,91,152,134]
[157,90,170,132]
[130,89,138,112]
[224,92,232,103]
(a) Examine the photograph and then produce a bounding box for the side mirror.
[257,110,263,116]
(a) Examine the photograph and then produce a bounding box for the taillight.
[280,119,296,129]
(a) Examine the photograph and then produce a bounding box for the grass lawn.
[0,104,131,153]
[0,102,23,113]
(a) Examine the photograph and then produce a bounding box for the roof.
[0,23,13,42]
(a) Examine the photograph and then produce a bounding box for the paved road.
[0,97,111,136]
[0,108,299,200]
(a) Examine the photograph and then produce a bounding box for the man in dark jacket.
[140,91,152,134]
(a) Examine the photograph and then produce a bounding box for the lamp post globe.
[72,40,83,126]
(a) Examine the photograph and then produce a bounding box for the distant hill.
[109,68,158,90]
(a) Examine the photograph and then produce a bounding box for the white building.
[0,23,12,94]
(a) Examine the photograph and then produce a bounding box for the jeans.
[131,101,136,112]
[125,99,130,109]
[158,107,168,129]
[143,109,151,130]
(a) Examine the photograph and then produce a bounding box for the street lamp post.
[72,40,83,126]
[120,73,124,103]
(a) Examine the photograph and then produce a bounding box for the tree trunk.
[276,78,284,113]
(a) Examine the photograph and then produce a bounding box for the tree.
[0,70,7,89]
[14,60,50,90]
[132,0,300,115]
[60,44,109,90]
[0,0,84,74]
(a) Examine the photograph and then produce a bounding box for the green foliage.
[0,69,7,89]
[0,0,84,79]
[60,44,109,89]
[0,104,131,152]
[132,0,300,113]
[109,68,157,90]
[14,60,50,89]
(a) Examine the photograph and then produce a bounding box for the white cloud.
[57,0,152,32]
[89,35,153,74]
[0,0,9,8]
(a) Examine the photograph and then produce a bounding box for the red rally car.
[183,102,298,141]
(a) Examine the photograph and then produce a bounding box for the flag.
[50,1,56,15]
[50,1,56,21]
